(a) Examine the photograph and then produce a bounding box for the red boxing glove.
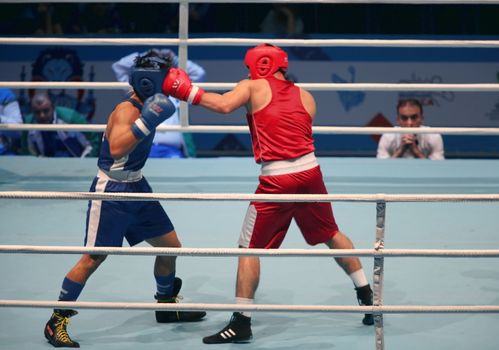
[162,68,205,105]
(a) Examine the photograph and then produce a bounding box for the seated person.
[377,98,444,160]
[21,91,100,157]
[112,48,205,158]
[0,88,22,155]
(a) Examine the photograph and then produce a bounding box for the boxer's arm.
[198,80,251,114]
[299,88,316,120]
[106,102,142,159]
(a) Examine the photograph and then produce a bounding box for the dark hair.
[133,51,173,71]
[147,48,175,60]
[31,91,54,108]
[396,98,423,114]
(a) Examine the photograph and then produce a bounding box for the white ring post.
[178,1,190,127]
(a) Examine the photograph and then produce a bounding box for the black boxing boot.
[203,312,253,344]
[155,277,206,323]
[44,309,80,348]
[356,284,374,325]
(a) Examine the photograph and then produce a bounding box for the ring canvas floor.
[0,156,498,350]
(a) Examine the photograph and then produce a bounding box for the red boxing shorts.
[238,165,339,249]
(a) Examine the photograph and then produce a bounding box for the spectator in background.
[112,48,205,158]
[22,3,64,35]
[259,4,329,61]
[168,4,213,33]
[34,3,64,34]
[0,88,22,155]
[186,4,212,32]
[21,91,100,157]
[78,4,123,34]
[377,98,444,160]
[259,4,304,37]
[117,4,175,34]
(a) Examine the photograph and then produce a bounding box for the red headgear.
[244,44,288,79]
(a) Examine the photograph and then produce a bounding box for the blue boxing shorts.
[84,173,174,247]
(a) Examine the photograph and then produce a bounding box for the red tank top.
[246,76,315,163]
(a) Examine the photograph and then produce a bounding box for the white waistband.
[260,152,319,176]
[97,169,143,182]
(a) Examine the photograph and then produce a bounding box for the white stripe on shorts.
[86,176,108,247]
[238,204,257,248]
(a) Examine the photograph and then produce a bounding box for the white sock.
[349,268,369,288]
[236,297,253,318]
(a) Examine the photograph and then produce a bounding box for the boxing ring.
[2,0,499,349]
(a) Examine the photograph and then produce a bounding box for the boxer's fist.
[131,93,175,139]
[162,68,204,105]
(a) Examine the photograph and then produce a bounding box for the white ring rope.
[1,300,498,314]
[2,81,499,92]
[1,245,498,258]
[2,124,499,135]
[1,191,499,202]
[3,37,499,48]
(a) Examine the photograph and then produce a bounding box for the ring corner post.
[374,200,386,350]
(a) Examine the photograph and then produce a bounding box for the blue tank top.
[97,98,155,173]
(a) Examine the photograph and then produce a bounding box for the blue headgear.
[129,56,169,101]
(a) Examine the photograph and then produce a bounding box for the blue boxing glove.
[131,93,175,140]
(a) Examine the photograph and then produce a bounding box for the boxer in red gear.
[182,44,375,344]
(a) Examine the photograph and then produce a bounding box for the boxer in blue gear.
[44,53,206,349]
[112,48,206,159]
